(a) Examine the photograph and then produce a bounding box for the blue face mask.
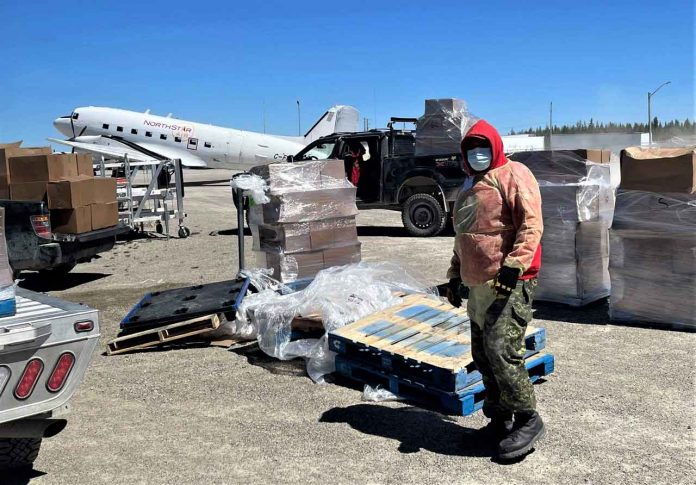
[467,148,492,172]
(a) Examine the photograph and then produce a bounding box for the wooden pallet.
[334,352,555,416]
[328,294,546,393]
[107,314,221,355]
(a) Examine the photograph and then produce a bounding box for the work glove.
[493,266,521,297]
[446,277,462,307]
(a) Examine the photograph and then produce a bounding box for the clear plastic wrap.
[229,173,270,204]
[250,159,350,194]
[247,187,358,225]
[609,189,696,329]
[235,261,438,383]
[414,98,480,156]
[252,217,358,254]
[513,151,614,306]
[362,384,400,402]
[254,244,362,282]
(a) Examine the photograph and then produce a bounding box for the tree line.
[509,117,694,139]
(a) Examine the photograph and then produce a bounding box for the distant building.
[547,133,649,151]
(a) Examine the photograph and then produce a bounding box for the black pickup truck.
[0,200,128,277]
[289,119,466,236]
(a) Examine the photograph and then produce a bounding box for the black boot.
[480,413,513,441]
[497,411,545,460]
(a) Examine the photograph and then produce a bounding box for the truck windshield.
[296,141,337,161]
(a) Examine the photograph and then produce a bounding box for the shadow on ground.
[320,403,494,457]
[209,228,252,236]
[18,272,110,292]
[532,298,610,325]
[2,468,46,485]
[232,344,308,377]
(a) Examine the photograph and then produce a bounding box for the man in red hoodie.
[446,119,545,460]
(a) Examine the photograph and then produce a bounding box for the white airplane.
[50,105,359,170]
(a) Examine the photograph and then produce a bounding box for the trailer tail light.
[14,359,44,400]
[0,366,10,396]
[74,320,94,332]
[31,215,52,239]
[46,353,75,393]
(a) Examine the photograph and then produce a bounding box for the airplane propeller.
[68,110,86,152]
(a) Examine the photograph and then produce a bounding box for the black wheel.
[155,222,164,234]
[401,193,447,237]
[39,262,77,276]
[178,226,191,238]
[0,438,42,471]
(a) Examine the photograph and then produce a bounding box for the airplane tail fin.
[303,105,359,143]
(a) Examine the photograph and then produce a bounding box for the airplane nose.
[53,117,73,137]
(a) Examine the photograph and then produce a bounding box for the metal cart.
[95,155,190,238]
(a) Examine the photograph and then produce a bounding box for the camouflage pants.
[465,278,538,416]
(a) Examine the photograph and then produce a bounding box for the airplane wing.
[47,137,208,168]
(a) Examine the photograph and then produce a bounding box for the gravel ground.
[5,169,695,484]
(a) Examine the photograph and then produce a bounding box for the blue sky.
[0,0,693,145]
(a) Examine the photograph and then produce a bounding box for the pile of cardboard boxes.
[415,98,478,156]
[0,145,118,234]
[510,149,614,306]
[249,160,361,282]
[609,147,696,329]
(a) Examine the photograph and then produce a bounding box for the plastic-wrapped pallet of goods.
[414,98,480,156]
[0,207,16,317]
[510,150,614,306]
[609,147,696,329]
[248,160,361,283]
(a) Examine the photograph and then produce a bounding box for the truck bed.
[0,289,100,424]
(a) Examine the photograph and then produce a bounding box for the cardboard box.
[0,188,9,200]
[612,190,696,234]
[250,187,358,224]
[251,159,347,193]
[309,218,358,249]
[9,153,78,183]
[51,206,91,234]
[10,182,47,202]
[76,154,94,176]
[323,243,362,267]
[0,146,52,187]
[90,202,119,230]
[47,176,95,209]
[92,177,117,204]
[620,147,696,194]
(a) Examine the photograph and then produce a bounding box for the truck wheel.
[0,438,42,471]
[402,193,447,237]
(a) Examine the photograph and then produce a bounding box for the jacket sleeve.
[502,167,544,272]
[446,248,461,280]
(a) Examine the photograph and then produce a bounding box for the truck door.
[339,136,381,203]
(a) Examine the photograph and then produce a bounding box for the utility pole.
[647,81,671,145]
[549,101,553,149]
[297,100,301,136]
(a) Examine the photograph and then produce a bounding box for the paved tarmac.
[6,169,694,484]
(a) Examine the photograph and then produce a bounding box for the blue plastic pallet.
[328,294,546,393]
[335,352,555,416]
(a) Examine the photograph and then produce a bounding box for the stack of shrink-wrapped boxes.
[414,98,479,156]
[510,149,614,306]
[249,159,361,282]
[609,147,696,329]
[0,145,118,234]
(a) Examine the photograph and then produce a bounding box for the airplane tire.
[178,226,191,238]
[402,193,447,237]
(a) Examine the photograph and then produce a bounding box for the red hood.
[460,119,508,175]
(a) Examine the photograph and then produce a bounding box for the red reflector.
[47,353,75,393]
[30,215,52,239]
[14,359,44,400]
[74,320,94,332]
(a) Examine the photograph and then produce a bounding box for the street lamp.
[647,81,671,145]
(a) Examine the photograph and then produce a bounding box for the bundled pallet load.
[414,98,479,156]
[609,147,696,329]
[509,150,614,306]
[0,207,15,317]
[248,160,361,282]
[0,146,117,234]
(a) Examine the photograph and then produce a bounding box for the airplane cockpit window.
[175,137,182,143]
[160,134,167,140]
[131,129,138,135]
[102,124,109,130]
[72,113,79,120]
[145,131,152,137]
[116,126,123,132]
[204,142,212,148]
[295,141,337,161]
